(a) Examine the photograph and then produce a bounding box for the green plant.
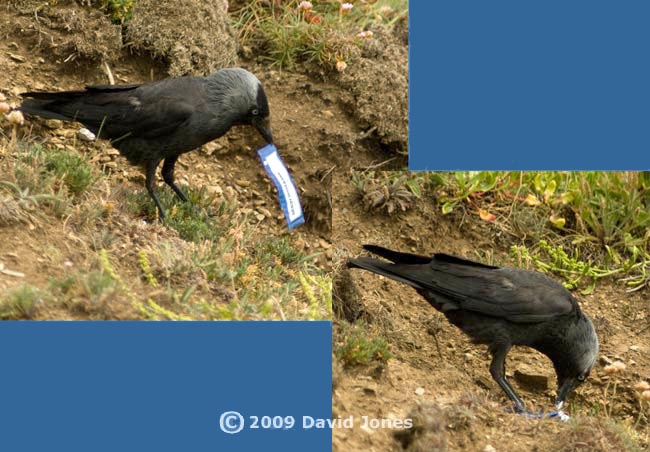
[88,0,136,24]
[336,322,392,367]
[44,148,97,197]
[0,285,41,319]
[233,0,407,71]
[352,171,426,214]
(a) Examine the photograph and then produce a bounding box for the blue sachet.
[257,144,305,230]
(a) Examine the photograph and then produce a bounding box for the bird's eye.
[251,109,259,116]
[577,375,585,382]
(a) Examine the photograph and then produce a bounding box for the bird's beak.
[555,378,580,410]
[253,116,273,144]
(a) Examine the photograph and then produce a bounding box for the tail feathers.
[85,84,140,93]
[362,244,431,265]
[17,99,74,121]
[20,90,88,101]
[347,257,425,290]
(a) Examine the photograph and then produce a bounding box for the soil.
[332,171,650,451]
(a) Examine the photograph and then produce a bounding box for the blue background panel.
[410,1,650,170]
[0,321,332,452]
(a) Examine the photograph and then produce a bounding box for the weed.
[233,0,407,71]
[336,321,392,367]
[87,0,135,24]
[0,285,41,319]
[352,171,423,214]
[137,249,159,287]
[126,185,237,243]
[43,148,96,197]
[299,272,332,320]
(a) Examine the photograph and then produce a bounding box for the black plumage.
[18,68,273,219]
[348,244,599,413]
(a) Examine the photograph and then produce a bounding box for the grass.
[0,134,331,321]
[233,0,408,71]
[351,171,650,292]
[0,285,41,319]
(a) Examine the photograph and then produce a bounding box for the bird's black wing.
[350,246,577,323]
[20,78,202,140]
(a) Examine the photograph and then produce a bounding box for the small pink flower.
[340,3,353,15]
[298,1,313,11]
[357,30,374,39]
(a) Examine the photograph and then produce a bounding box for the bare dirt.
[333,171,650,451]
[0,0,406,314]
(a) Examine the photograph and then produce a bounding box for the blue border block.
[410,1,650,170]
[0,321,332,452]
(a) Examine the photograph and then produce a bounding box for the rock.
[207,185,223,196]
[483,445,497,452]
[513,369,549,390]
[9,53,26,63]
[415,387,425,396]
[78,128,96,141]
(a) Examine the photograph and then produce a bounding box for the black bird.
[18,68,273,219]
[348,245,599,414]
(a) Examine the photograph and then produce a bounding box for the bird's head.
[209,68,273,144]
[553,314,599,410]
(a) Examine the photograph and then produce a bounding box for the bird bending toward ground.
[348,244,599,414]
[18,68,273,219]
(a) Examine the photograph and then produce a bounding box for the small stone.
[6,110,24,125]
[9,53,25,62]
[415,387,425,396]
[236,179,251,187]
[322,110,334,118]
[483,445,496,452]
[629,345,640,352]
[0,102,10,114]
[78,128,96,141]
[207,185,223,196]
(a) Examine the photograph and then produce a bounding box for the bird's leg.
[161,155,189,203]
[145,159,166,220]
[489,344,527,413]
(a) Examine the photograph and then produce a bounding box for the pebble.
[415,387,425,396]
[78,128,96,141]
[207,185,223,196]
[9,53,25,63]
[484,445,497,452]
[236,179,251,187]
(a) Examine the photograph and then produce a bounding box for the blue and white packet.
[257,144,305,230]
[522,410,570,422]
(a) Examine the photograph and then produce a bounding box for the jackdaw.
[18,68,273,219]
[348,245,599,414]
